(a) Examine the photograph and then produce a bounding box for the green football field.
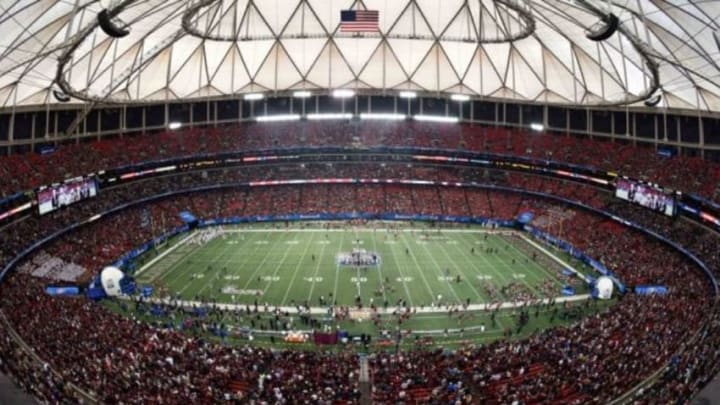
[135,224,590,308]
[109,222,613,348]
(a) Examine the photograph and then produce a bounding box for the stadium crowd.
[0,122,717,403]
[0,121,717,205]
[0,168,715,403]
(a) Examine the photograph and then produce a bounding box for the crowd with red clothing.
[0,121,717,206]
[0,146,716,402]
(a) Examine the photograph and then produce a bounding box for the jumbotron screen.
[37,177,98,215]
[615,178,676,216]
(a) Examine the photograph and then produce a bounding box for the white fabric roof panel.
[0,0,716,111]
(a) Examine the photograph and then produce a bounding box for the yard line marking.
[135,230,196,277]
[497,234,562,289]
[353,229,362,299]
[433,238,485,302]
[413,232,464,305]
[332,232,345,305]
[144,242,201,284]
[260,233,297,296]
[458,234,512,288]
[516,234,587,282]
[370,229,388,303]
[155,235,222,286]
[484,236,543,298]
[306,234,329,302]
[165,237,228,292]
[280,232,315,306]
[398,232,441,306]
[385,234,415,307]
[239,232,289,293]
[191,231,262,298]
[183,233,241,297]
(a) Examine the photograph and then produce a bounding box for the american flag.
[340,10,379,32]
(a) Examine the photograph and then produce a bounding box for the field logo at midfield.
[336,248,381,268]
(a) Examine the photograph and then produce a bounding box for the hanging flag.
[340,10,379,32]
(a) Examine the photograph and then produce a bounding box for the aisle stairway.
[359,354,371,405]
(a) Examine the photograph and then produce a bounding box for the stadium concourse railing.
[2,145,719,232]
[0,179,717,403]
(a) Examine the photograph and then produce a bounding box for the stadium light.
[293,90,312,98]
[530,123,544,132]
[243,93,264,101]
[398,91,417,99]
[360,113,407,121]
[413,115,459,124]
[98,9,130,38]
[168,121,182,130]
[586,14,619,42]
[307,113,353,120]
[332,89,355,98]
[450,94,471,102]
[256,114,301,122]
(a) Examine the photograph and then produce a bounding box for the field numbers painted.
[396,277,413,282]
[261,276,280,282]
[303,277,323,282]
[350,277,368,283]
[222,286,262,296]
[255,240,269,245]
[191,273,205,279]
[223,275,241,280]
[286,240,300,245]
[317,240,331,244]
[384,240,396,244]
[352,240,364,245]
[512,274,526,279]
[226,240,240,245]
[476,275,492,280]
[437,276,454,281]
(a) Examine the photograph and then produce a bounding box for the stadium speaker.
[52,89,70,102]
[586,13,619,42]
[98,9,130,38]
[644,94,662,107]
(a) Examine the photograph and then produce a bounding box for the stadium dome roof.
[1,0,719,111]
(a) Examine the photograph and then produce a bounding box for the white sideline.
[135,231,196,277]
[222,227,515,234]
[122,293,590,316]
[518,234,590,283]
